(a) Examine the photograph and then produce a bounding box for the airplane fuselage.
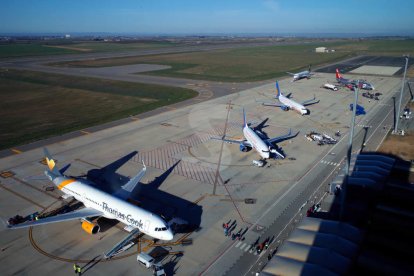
[293,71,310,81]
[49,174,173,241]
[279,94,308,115]
[243,126,270,159]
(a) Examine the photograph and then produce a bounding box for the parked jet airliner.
[286,65,313,81]
[212,109,297,160]
[336,69,375,90]
[8,149,173,257]
[260,81,319,115]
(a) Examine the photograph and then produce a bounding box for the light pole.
[394,55,410,134]
[341,80,359,220]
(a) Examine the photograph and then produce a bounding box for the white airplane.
[8,149,173,258]
[213,109,297,160]
[286,64,313,82]
[260,81,319,115]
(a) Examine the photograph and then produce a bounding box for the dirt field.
[378,132,414,161]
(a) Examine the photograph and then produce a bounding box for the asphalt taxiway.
[0,70,404,275]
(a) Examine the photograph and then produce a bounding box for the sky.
[1,0,413,35]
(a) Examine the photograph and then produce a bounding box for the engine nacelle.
[239,144,251,152]
[280,106,289,111]
[81,220,100,235]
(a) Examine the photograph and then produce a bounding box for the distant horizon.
[1,1,413,35]
[1,32,413,39]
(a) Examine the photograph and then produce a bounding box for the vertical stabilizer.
[335,69,342,80]
[242,108,247,128]
[44,148,62,177]
[275,81,282,99]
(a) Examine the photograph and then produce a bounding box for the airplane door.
[144,220,150,232]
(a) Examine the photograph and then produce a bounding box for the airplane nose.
[165,230,174,241]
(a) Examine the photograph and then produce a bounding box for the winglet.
[275,81,281,99]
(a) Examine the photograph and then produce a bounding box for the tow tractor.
[252,160,265,167]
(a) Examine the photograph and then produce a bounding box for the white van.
[137,252,155,268]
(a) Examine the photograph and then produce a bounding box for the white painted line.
[235,241,242,248]
[244,246,250,252]
[239,243,247,250]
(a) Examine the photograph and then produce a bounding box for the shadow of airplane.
[85,151,138,193]
[130,161,203,233]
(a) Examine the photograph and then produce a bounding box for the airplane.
[336,69,375,90]
[259,81,319,115]
[212,109,298,160]
[8,149,173,258]
[286,64,313,82]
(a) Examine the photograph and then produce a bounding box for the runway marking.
[12,176,60,199]
[134,133,218,185]
[320,160,339,166]
[11,148,22,154]
[130,117,140,121]
[0,182,45,208]
[80,130,91,135]
[0,171,15,178]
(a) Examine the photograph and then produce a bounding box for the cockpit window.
[161,227,167,231]
[155,227,159,231]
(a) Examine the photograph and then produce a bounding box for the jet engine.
[280,106,289,111]
[239,144,251,152]
[81,220,100,234]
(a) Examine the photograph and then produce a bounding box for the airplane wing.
[261,102,283,107]
[211,136,244,145]
[7,207,103,229]
[286,72,295,76]
[114,162,147,199]
[266,129,299,144]
[301,96,320,106]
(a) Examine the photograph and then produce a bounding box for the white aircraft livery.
[212,109,297,160]
[8,149,173,258]
[286,64,313,82]
[261,81,319,115]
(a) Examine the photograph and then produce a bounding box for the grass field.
[52,39,414,82]
[0,69,197,150]
[0,41,177,58]
[52,43,350,82]
[0,43,79,58]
